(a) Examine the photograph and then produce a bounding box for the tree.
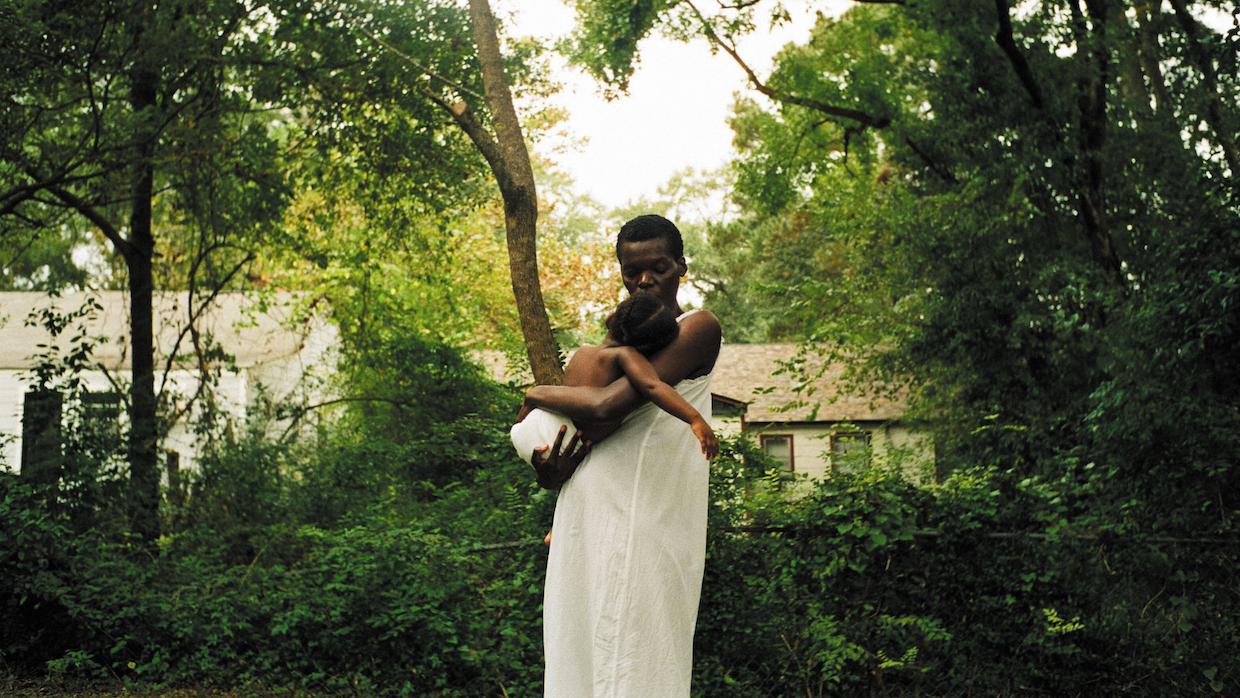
[0,0,482,538]
[2,0,277,538]
[569,0,1240,525]
[462,0,563,385]
[346,0,566,385]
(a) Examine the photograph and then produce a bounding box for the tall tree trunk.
[1074,0,1124,287]
[466,0,563,386]
[1135,3,1173,116]
[127,65,161,542]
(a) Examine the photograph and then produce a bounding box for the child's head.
[610,293,679,356]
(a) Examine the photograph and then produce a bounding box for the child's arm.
[614,347,719,459]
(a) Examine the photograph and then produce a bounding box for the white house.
[0,291,336,474]
[709,343,934,482]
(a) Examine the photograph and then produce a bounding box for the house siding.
[0,291,335,474]
[741,420,933,483]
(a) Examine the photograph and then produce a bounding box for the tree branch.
[993,0,1045,109]
[788,118,830,166]
[0,228,50,275]
[905,136,958,184]
[350,20,486,102]
[157,246,256,405]
[685,0,968,185]
[421,87,512,193]
[685,0,891,129]
[1166,0,1239,175]
[0,187,42,220]
[43,182,130,258]
[278,396,414,441]
[2,169,105,216]
[0,171,67,215]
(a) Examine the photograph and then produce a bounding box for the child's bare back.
[563,344,632,388]
[560,344,641,444]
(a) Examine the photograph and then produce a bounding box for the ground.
[1,674,333,698]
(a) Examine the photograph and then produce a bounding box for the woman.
[520,214,722,697]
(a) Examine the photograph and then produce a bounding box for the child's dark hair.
[612,293,679,356]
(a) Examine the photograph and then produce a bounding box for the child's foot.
[544,528,553,547]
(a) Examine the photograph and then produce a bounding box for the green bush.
[4,481,549,695]
[1,476,92,669]
[6,424,1238,696]
[693,466,1240,697]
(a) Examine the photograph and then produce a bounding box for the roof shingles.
[710,344,906,423]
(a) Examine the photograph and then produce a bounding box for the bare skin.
[555,323,718,458]
[523,237,722,490]
[516,320,720,488]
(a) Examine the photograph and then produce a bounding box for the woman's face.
[618,238,687,311]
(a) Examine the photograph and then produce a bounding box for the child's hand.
[691,418,718,460]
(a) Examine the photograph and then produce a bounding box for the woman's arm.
[524,310,721,484]
[524,310,722,424]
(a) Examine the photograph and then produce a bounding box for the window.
[21,390,62,482]
[81,391,122,437]
[760,434,794,471]
[830,431,870,472]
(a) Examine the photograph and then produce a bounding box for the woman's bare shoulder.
[677,309,722,344]
[642,309,720,381]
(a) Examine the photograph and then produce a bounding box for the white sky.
[507,0,852,211]
[508,1,1235,212]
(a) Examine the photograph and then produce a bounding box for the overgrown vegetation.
[4,0,1239,694]
[5,418,1238,696]
[1,335,555,696]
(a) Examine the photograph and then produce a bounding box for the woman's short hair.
[615,214,684,261]
[612,293,679,356]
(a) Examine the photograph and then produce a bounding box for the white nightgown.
[540,325,712,697]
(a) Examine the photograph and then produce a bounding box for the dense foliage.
[5,427,1238,696]
[586,0,1240,530]
[4,0,1240,695]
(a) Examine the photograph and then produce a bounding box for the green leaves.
[682,0,1240,542]
[561,0,675,94]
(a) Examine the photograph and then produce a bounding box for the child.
[511,293,718,471]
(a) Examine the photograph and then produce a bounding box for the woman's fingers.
[532,426,590,488]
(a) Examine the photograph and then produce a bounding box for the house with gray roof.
[709,343,933,482]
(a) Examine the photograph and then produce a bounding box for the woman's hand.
[531,425,592,489]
